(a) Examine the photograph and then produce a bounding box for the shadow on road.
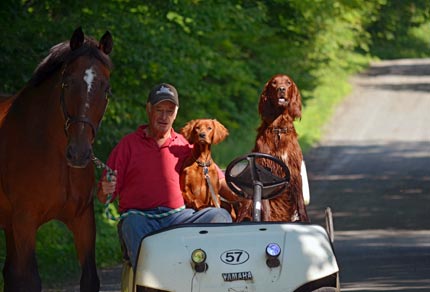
[305,141,430,231]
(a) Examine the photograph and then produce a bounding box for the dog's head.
[181,119,229,145]
[258,74,302,121]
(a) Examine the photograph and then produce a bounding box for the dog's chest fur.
[255,114,300,166]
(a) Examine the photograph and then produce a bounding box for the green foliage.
[367,0,430,58]
[1,0,430,289]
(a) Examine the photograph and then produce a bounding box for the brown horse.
[0,27,113,292]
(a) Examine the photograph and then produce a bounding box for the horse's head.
[60,27,113,168]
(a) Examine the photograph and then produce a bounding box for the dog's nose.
[279,87,286,93]
[199,133,206,138]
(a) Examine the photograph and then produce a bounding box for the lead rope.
[197,160,221,208]
[91,155,185,221]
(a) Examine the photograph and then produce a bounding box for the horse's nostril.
[66,145,92,168]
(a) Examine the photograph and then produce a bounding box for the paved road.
[305,58,430,291]
[50,58,430,292]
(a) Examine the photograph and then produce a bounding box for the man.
[97,83,233,268]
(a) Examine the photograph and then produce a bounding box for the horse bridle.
[59,65,110,142]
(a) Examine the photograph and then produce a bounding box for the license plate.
[222,271,253,281]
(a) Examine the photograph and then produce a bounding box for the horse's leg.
[65,203,100,292]
[2,228,16,292]
[5,218,41,292]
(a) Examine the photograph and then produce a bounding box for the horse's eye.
[62,82,69,89]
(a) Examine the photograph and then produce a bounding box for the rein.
[91,155,185,221]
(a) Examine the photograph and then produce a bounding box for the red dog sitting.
[180,119,229,211]
[236,74,309,222]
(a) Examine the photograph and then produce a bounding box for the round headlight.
[191,249,207,264]
[266,243,281,257]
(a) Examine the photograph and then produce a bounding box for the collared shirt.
[103,125,223,213]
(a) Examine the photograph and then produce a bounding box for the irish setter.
[180,119,230,212]
[236,74,309,222]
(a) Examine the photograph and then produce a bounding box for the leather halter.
[59,65,109,141]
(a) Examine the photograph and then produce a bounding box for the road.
[51,58,430,291]
[305,58,430,291]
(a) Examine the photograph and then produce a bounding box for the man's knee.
[209,208,232,223]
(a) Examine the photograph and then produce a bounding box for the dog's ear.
[211,119,229,144]
[288,80,302,120]
[181,119,198,143]
[258,78,278,120]
[258,92,267,117]
[258,79,270,117]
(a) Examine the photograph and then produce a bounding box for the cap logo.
[156,85,174,96]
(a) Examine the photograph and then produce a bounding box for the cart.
[121,153,339,292]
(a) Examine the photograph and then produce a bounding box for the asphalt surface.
[306,58,430,291]
[46,58,430,291]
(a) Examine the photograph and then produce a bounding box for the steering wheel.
[225,152,290,201]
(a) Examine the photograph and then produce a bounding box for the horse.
[0,27,113,292]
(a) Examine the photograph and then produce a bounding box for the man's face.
[147,100,178,136]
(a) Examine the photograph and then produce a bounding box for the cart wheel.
[311,288,337,292]
[121,261,134,292]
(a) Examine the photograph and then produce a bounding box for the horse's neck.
[19,75,62,118]
[12,74,64,136]
[0,94,16,127]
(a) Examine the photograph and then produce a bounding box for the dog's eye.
[208,126,212,131]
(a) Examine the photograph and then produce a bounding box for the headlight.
[265,243,281,268]
[266,243,281,257]
[191,249,208,272]
[191,249,206,264]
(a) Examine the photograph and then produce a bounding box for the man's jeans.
[119,207,232,268]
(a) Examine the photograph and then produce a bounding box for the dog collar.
[196,159,212,167]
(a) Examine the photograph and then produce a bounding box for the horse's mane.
[29,36,113,86]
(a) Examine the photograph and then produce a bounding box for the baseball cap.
[147,83,179,106]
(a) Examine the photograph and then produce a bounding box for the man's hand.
[97,170,117,204]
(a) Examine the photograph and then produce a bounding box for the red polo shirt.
[103,125,224,213]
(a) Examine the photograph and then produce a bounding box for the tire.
[121,262,134,292]
[311,288,337,292]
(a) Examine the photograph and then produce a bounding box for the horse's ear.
[99,31,113,55]
[70,27,85,51]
